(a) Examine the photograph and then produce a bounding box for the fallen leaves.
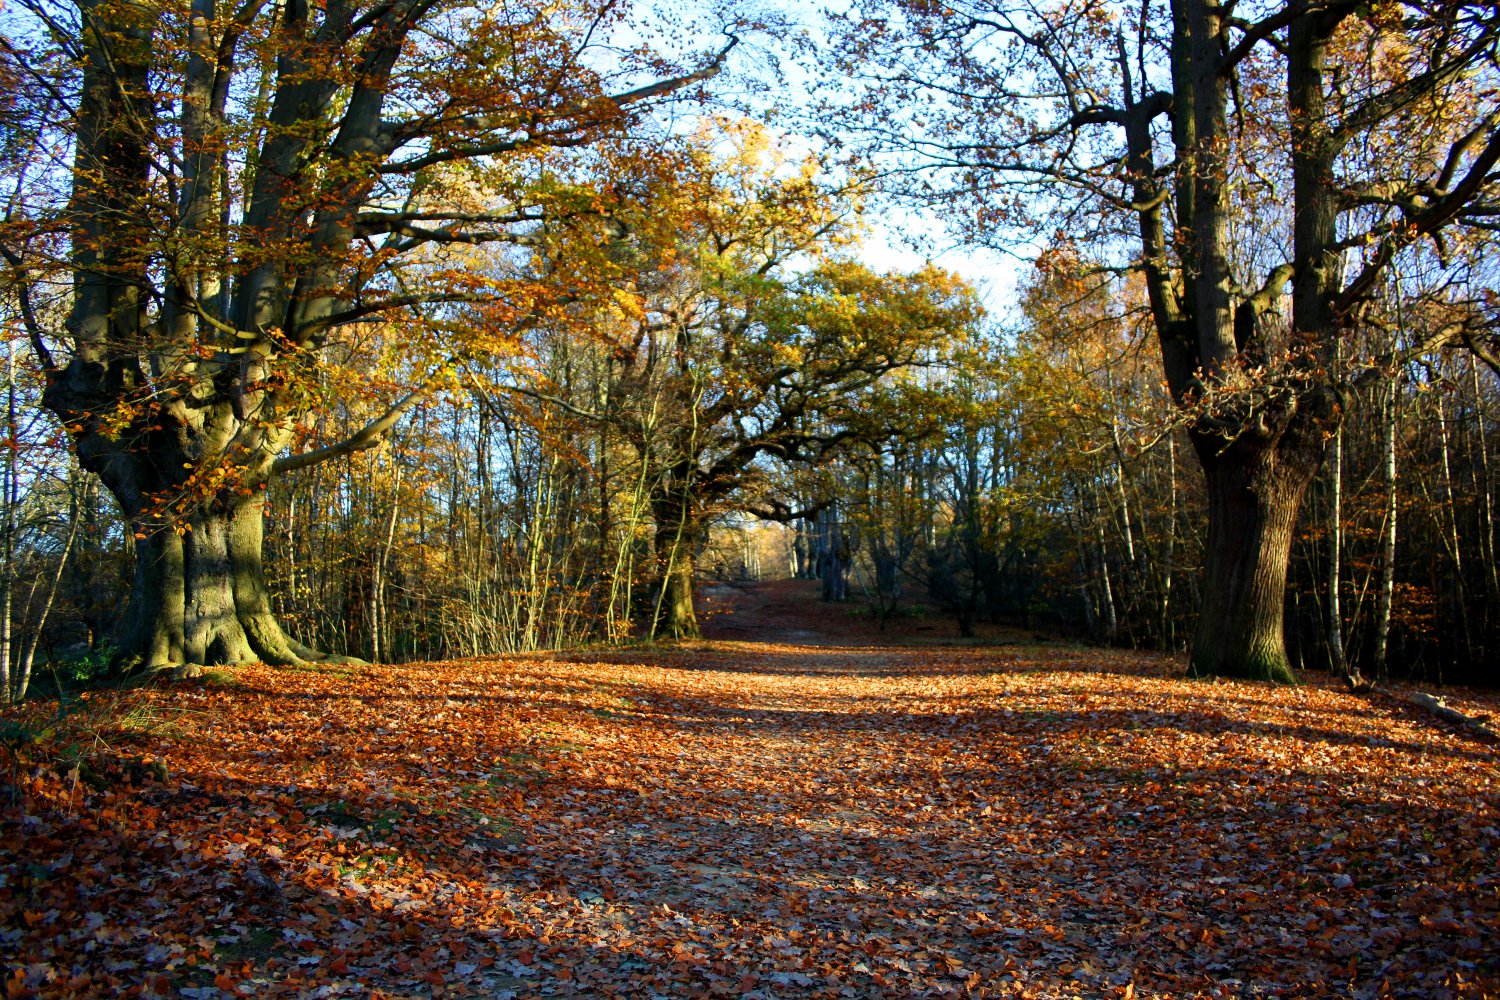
[3,582,1499,997]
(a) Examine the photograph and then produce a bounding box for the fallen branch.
[1399,690,1500,743]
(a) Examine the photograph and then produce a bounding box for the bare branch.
[272,354,463,474]
[0,242,57,371]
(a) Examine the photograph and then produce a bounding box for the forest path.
[6,588,1500,998]
[696,576,1040,649]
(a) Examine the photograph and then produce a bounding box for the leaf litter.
[3,586,1499,998]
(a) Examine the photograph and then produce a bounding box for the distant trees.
[825,253,1201,648]
[535,129,983,637]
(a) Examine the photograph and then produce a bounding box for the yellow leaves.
[609,287,645,322]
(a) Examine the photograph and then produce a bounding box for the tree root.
[285,638,370,668]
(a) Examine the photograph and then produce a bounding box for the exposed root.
[285,638,370,668]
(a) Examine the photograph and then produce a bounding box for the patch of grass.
[316,799,407,835]
[333,848,405,878]
[104,701,195,740]
[4,687,193,799]
[214,926,283,962]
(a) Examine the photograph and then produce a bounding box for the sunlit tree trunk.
[1326,417,1351,682]
[370,461,403,662]
[1436,394,1471,674]
[1,344,15,700]
[1159,433,1179,650]
[1372,373,1398,680]
[1187,434,1320,684]
[1092,492,1119,640]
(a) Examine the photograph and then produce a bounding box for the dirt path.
[6,582,1500,998]
[697,578,1041,648]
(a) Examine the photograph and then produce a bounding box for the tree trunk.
[1177,0,1343,684]
[1159,432,1178,649]
[110,483,356,673]
[1188,434,1320,683]
[1093,500,1119,640]
[652,513,701,640]
[655,545,700,640]
[1372,373,1398,679]
[651,480,702,640]
[1326,415,1351,681]
[2,343,16,701]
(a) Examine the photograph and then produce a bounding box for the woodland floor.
[4,581,1500,999]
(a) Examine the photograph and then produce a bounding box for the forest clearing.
[4,580,1499,999]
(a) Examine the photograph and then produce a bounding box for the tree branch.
[291,292,496,342]
[382,33,739,173]
[743,498,832,523]
[0,241,57,371]
[272,355,462,474]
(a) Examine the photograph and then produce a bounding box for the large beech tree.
[830,0,1500,680]
[3,0,734,671]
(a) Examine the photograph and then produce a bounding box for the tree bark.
[110,486,356,672]
[1188,432,1320,683]
[654,544,700,640]
[652,512,701,640]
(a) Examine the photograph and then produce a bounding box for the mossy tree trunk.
[1187,429,1324,683]
[651,486,702,640]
